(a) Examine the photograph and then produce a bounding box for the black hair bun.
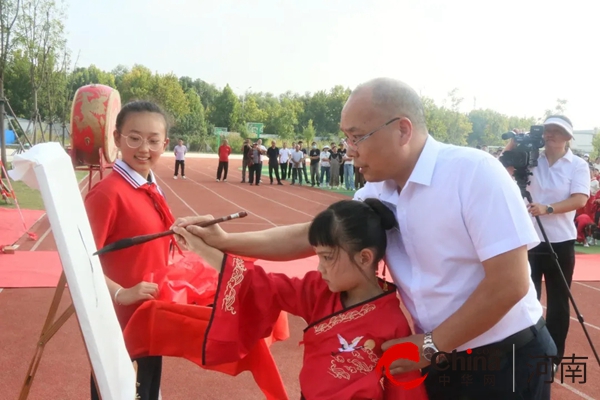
[363,198,397,231]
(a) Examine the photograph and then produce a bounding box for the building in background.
[571,129,597,154]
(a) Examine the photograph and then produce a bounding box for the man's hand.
[527,203,548,217]
[172,225,225,272]
[171,214,228,249]
[381,334,430,375]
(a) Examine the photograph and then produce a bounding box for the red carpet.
[0,251,63,288]
[0,207,44,246]
[1,252,598,289]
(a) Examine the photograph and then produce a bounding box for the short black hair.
[308,199,397,266]
[116,101,169,134]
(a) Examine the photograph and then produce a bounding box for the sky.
[63,0,599,129]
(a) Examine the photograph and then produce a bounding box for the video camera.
[498,125,545,169]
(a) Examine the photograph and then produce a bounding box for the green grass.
[239,166,355,197]
[1,170,89,210]
[575,243,600,255]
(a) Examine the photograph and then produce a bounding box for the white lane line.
[542,305,600,331]
[574,282,600,293]
[202,166,333,207]
[188,166,316,219]
[155,169,278,227]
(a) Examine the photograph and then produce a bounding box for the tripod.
[513,166,600,368]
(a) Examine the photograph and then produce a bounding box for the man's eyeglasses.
[342,117,400,151]
[121,134,166,152]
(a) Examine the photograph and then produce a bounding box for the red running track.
[0,156,599,399]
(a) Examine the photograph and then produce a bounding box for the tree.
[544,98,568,119]
[0,0,21,171]
[16,0,66,143]
[467,109,509,146]
[209,84,239,131]
[302,119,316,144]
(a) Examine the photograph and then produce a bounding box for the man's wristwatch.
[546,205,554,214]
[422,332,440,362]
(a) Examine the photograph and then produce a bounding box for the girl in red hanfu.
[173,199,429,400]
[85,101,174,400]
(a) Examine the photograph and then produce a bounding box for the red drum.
[70,84,121,166]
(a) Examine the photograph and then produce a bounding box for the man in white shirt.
[173,78,555,399]
[290,144,305,185]
[173,139,187,179]
[278,142,291,180]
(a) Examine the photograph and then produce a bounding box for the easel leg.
[18,272,75,400]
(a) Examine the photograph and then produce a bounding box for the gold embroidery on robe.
[314,304,376,334]
[222,257,247,314]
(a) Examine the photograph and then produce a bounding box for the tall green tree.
[209,84,239,131]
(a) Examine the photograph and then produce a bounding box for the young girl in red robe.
[85,101,173,400]
[173,199,429,400]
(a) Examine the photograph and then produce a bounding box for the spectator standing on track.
[319,145,331,188]
[216,139,231,182]
[288,141,296,178]
[173,138,187,180]
[267,140,283,185]
[308,141,321,187]
[338,142,346,187]
[290,143,305,185]
[279,141,291,180]
[241,139,251,183]
[343,150,355,190]
[298,140,309,182]
[329,144,342,188]
[248,142,262,186]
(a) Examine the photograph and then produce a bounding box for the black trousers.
[269,162,281,183]
[528,240,576,365]
[423,320,556,399]
[280,163,288,180]
[217,161,229,180]
[249,162,262,184]
[174,160,185,176]
[91,356,162,400]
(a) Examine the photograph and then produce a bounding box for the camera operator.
[503,115,590,372]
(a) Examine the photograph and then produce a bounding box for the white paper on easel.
[9,142,136,400]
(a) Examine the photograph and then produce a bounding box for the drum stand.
[70,148,115,192]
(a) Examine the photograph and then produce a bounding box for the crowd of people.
[233,138,366,189]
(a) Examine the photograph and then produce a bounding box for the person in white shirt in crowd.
[319,145,331,188]
[343,150,355,190]
[173,138,187,179]
[278,141,291,180]
[503,115,589,373]
[290,143,305,185]
[173,77,556,400]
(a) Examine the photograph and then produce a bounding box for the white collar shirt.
[354,135,543,351]
[113,159,165,196]
[527,149,590,243]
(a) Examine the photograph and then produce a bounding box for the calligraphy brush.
[92,211,248,256]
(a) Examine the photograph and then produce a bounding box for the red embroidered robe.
[203,254,429,400]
